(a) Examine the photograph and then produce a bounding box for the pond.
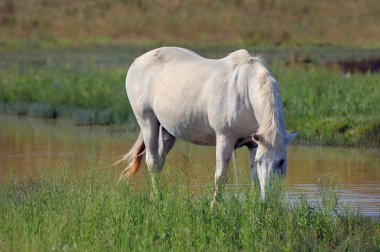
[0,115,379,217]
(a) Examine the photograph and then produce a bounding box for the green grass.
[0,58,379,146]
[0,167,378,251]
[0,65,133,125]
[273,64,380,147]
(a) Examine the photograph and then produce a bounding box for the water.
[2,47,380,72]
[0,115,379,217]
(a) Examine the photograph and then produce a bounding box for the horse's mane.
[249,57,286,150]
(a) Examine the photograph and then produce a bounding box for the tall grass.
[0,166,378,251]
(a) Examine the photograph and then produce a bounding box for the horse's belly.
[151,75,218,145]
[170,123,216,146]
[153,101,216,146]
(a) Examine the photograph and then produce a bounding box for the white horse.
[116,47,297,202]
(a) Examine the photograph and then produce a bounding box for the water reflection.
[0,115,379,216]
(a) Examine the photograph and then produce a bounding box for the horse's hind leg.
[137,112,163,197]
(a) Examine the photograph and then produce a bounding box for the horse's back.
[127,47,252,85]
[126,47,224,108]
[131,47,204,69]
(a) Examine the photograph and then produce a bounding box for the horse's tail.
[114,130,145,182]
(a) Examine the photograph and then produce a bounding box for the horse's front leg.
[248,147,258,185]
[211,135,234,207]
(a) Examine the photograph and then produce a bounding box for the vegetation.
[0,0,380,48]
[0,167,378,251]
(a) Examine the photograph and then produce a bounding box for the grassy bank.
[273,64,380,147]
[0,58,379,146]
[0,0,380,48]
[0,167,379,251]
[0,66,133,125]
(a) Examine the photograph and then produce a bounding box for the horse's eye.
[279,159,285,167]
[255,159,261,165]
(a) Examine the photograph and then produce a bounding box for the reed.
[0,166,378,251]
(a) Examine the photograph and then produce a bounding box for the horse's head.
[252,132,297,200]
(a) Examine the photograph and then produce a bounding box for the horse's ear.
[285,132,298,145]
[252,134,263,144]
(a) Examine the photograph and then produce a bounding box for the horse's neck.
[249,66,286,145]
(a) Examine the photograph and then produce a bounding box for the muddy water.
[1,115,379,216]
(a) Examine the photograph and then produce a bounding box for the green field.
[0,167,379,251]
[0,53,379,147]
[1,0,379,48]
